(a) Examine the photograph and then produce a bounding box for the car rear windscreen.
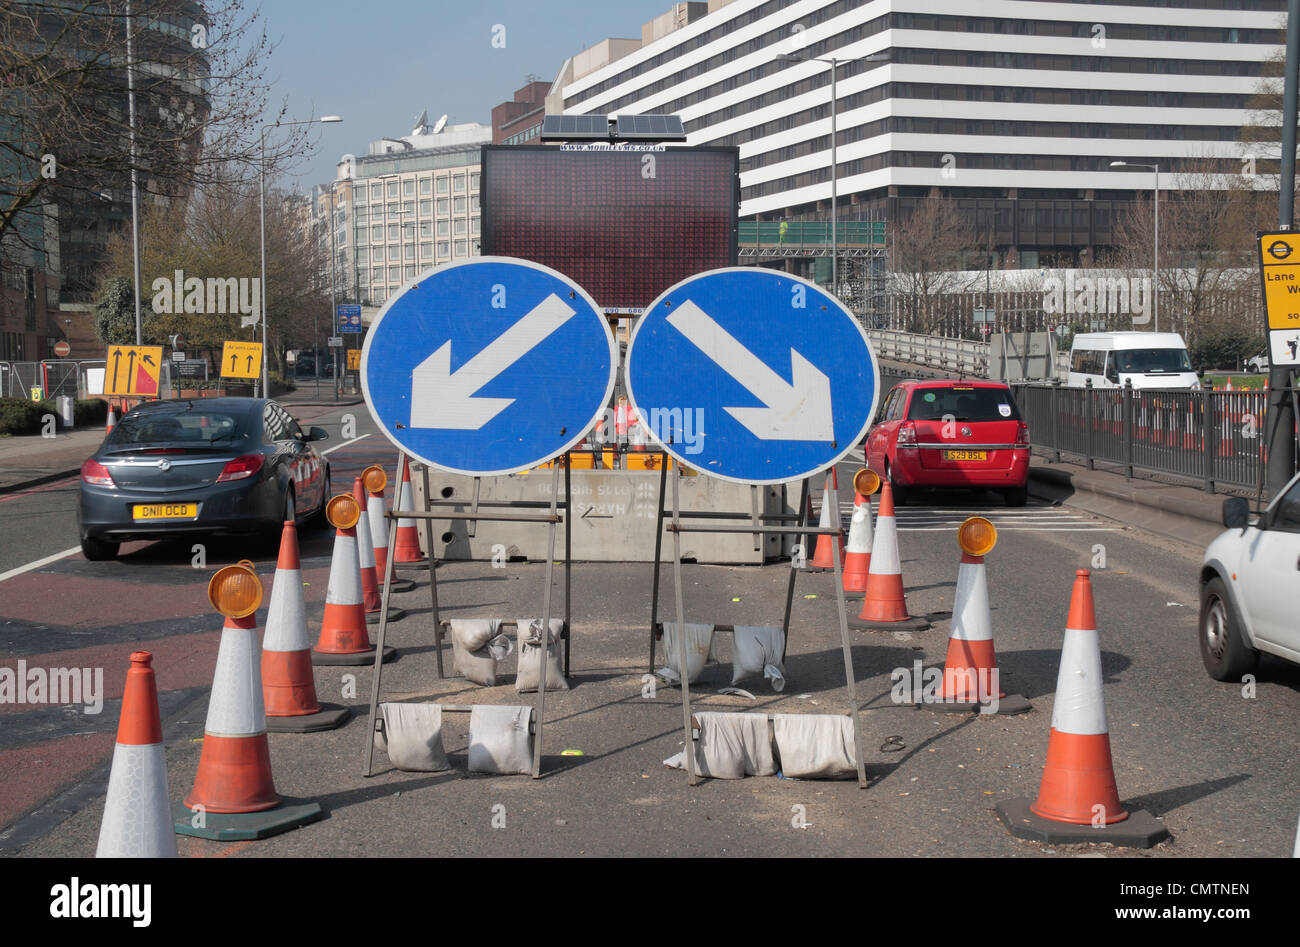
[106,411,247,445]
[907,387,1020,422]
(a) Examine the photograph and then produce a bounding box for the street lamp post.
[778,50,891,297]
[259,115,342,398]
[1109,160,1160,332]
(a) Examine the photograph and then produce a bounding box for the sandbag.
[773,714,857,780]
[468,705,534,775]
[515,617,568,692]
[731,625,787,692]
[374,702,450,772]
[663,712,776,778]
[658,622,715,684]
[451,619,513,686]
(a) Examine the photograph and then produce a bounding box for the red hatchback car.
[864,380,1031,506]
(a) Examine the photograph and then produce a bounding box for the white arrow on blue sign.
[625,268,880,484]
[361,258,617,477]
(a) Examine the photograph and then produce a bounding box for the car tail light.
[1015,422,1030,447]
[895,422,917,447]
[216,454,264,482]
[80,458,115,486]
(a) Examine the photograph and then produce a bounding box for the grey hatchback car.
[77,398,330,561]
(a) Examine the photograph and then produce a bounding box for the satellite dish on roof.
[432,114,448,134]
[412,110,428,136]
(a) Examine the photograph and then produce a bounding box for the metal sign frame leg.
[363,509,402,777]
[420,462,445,678]
[780,478,812,661]
[647,451,669,673]
[826,473,869,789]
[531,462,562,778]
[669,467,697,786]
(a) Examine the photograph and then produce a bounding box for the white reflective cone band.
[1050,626,1108,736]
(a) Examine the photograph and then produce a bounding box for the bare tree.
[0,1,309,260]
[1109,156,1263,346]
[888,197,981,335]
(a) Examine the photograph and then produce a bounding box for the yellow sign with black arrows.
[221,341,263,379]
[105,345,164,396]
[346,348,361,372]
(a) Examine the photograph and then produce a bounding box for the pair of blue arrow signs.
[361,258,880,485]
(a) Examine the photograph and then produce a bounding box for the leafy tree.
[92,274,146,345]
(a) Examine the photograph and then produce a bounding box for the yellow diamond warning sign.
[1257,232,1300,365]
[105,345,164,396]
[221,341,263,379]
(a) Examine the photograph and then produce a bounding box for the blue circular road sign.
[361,258,617,477]
[625,268,880,484]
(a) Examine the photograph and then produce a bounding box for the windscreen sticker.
[923,392,936,402]
[998,404,1012,417]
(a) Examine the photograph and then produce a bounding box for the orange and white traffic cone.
[809,471,845,571]
[352,476,405,624]
[1031,569,1125,824]
[392,455,427,566]
[842,469,878,597]
[105,403,116,436]
[312,495,396,666]
[175,565,323,840]
[995,568,1169,847]
[850,481,928,630]
[263,521,350,732]
[96,652,177,857]
[925,518,1030,715]
[365,464,415,594]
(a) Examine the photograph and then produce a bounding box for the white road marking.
[322,433,372,455]
[0,546,82,584]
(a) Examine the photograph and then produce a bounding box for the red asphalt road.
[0,434,391,837]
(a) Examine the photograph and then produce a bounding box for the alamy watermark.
[151,268,261,323]
[891,660,1000,713]
[1042,272,1151,325]
[0,662,103,714]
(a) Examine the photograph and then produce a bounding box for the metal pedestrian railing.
[865,329,988,376]
[1011,382,1274,496]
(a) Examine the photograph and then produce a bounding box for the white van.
[1066,332,1199,389]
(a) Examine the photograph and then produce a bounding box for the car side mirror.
[1221,496,1249,531]
[308,426,329,442]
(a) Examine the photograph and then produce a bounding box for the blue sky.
[257,0,669,192]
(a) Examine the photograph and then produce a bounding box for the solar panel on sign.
[615,114,686,141]
[540,114,610,140]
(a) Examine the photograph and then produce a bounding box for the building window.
[471,218,480,235]
[437,220,449,237]
[387,202,398,217]
[390,246,402,261]
[356,227,368,245]
[437,198,449,215]
[388,224,398,240]
[470,172,479,190]
[470,195,479,212]
[420,221,432,237]
[419,199,432,216]
[437,241,449,257]
[373,248,384,263]
[370,184,382,201]
[436,176,448,194]
[388,265,400,281]
[403,179,415,196]
[387,181,398,198]
[454,197,466,213]
[455,240,466,256]
[419,177,432,194]
[405,264,416,279]
[404,243,415,260]
[454,219,466,235]
[403,201,414,216]
[421,241,432,259]
[453,175,465,192]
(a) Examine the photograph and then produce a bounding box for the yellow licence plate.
[132,503,198,520]
[944,450,987,461]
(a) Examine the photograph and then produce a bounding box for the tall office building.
[553,0,1283,267]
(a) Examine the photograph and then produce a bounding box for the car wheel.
[1199,576,1258,682]
[887,461,909,506]
[1002,486,1029,507]
[80,535,119,561]
[264,486,295,548]
[1247,364,1259,374]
